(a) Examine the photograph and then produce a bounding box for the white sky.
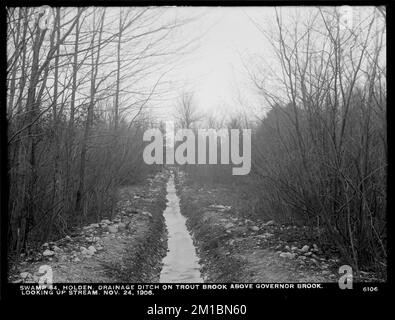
[151,6,383,123]
[153,7,276,121]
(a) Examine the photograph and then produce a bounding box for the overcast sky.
[153,7,276,122]
[149,6,382,124]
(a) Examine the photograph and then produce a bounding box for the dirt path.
[9,170,169,284]
[175,170,340,283]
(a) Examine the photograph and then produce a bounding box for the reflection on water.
[159,173,203,283]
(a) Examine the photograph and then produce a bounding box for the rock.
[209,204,231,212]
[257,232,274,239]
[81,249,92,257]
[96,245,103,251]
[301,245,310,252]
[250,226,260,232]
[313,244,319,251]
[107,225,118,233]
[73,257,81,263]
[304,252,312,256]
[225,222,234,229]
[264,220,275,226]
[280,252,296,259]
[42,243,49,248]
[87,246,97,254]
[64,235,72,242]
[118,222,126,231]
[53,246,62,253]
[285,245,290,251]
[90,223,100,228]
[291,246,298,251]
[43,249,54,257]
[141,211,152,218]
[101,219,111,225]
[20,272,31,280]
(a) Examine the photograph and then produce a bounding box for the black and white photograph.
[1,1,389,306]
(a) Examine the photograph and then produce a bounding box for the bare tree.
[174,92,202,129]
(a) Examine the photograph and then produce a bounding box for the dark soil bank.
[9,170,169,283]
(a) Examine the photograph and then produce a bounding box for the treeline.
[6,7,187,253]
[184,8,387,274]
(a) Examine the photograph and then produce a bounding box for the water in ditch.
[159,173,203,283]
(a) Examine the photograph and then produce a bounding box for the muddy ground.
[9,170,169,283]
[174,170,382,283]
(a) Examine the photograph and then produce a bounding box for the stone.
[225,222,234,229]
[53,246,62,252]
[264,220,275,226]
[20,272,31,279]
[43,249,54,257]
[107,225,118,233]
[87,246,97,254]
[301,245,310,252]
[291,246,298,251]
[257,232,274,239]
[280,252,296,259]
[209,204,232,212]
[73,257,81,263]
[101,219,111,225]
[250,226,260,232]
[118,222,126,231]
[141,211,152,218]
[90,223,100,228]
